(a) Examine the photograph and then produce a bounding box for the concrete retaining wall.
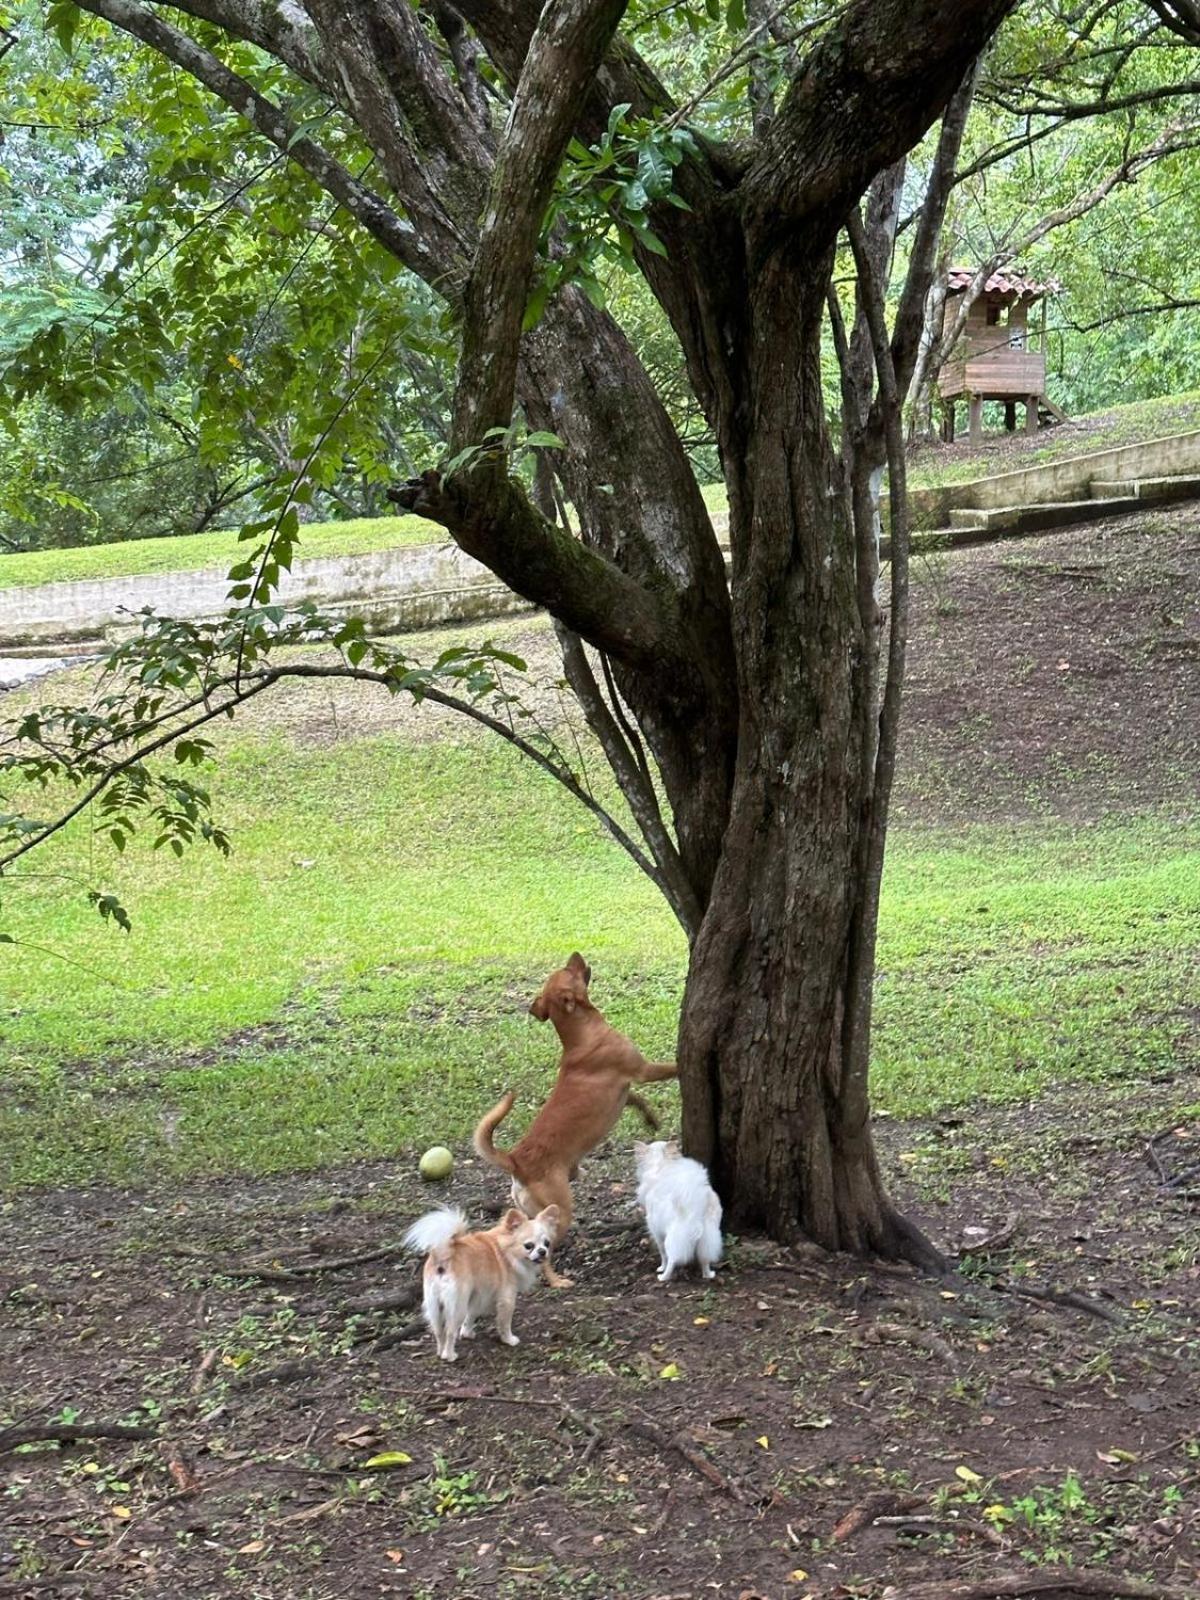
[0,539,534,652]
[894,427,1200,528]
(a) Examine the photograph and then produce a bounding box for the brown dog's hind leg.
[626,1090,660,1132]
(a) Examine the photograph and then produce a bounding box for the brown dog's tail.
[625,1091,660,1133]
[473,1091,518,1174]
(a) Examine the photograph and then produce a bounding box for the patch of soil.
[2,1086,1198,1599]
[898,506,1200,821]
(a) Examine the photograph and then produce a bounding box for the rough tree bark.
[62,0,1020,1260]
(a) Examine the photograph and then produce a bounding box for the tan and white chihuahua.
[403,1204,559,1362]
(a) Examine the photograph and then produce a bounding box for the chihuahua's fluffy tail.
[403,1206,469,1256]
[473,1091,518,1174]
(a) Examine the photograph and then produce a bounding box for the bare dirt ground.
[2,510,1199,1600]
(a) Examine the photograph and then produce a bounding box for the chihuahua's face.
[528,952,592,1022]
[500,1205,560,1264]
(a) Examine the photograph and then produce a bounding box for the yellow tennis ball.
[419,1146,454,1181]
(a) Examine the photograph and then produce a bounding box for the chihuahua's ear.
[566,951,591,985]
[664,1139,681,1157]
[528,994,549,1021]
[502,1208,526,1231]
[633,1141,649,1157]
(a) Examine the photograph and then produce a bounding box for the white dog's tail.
[698,1191,724,1273]
[403,1206,468,1255]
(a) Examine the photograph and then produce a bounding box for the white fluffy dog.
[634,1140,723,1283]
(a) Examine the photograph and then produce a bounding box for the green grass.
[0,512,442,590]
[907,390,1200,490]
[1,717,1196,1191]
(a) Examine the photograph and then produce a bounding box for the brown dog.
[473,953,676,1286]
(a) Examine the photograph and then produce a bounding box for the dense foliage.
[1,2,1198,551]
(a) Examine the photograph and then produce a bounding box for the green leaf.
[363,1451,413,1469]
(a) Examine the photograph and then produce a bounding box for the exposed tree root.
[625,1415,747,1504]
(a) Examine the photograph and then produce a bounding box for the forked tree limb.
[452,0,629,444]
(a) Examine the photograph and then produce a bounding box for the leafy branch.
[0,600,663,933]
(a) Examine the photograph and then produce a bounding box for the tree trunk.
[677,269,943,1268]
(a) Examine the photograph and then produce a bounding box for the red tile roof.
[946,266,1060,299]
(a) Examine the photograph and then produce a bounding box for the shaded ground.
[2,1087,1198,1599]
[2,509,1200,1598]
[899,505,1200,822]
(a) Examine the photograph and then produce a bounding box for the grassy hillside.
[907,389,1200,489]
[0,511,442,590]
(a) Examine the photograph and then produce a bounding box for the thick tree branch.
[452,0,629,444]
[387,470,680,675]
[154,0,326,85]
[742,0,1018,250]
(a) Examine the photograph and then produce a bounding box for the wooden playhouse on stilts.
[938,268,1064,444]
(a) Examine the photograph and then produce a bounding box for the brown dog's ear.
[538,1204,561,1227]
[566,952,591,985]
[502,1208,526,1231]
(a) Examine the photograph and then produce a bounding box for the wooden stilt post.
[1025,395,1039,434]
[1004,401,1016,432]
[969,394,983,445]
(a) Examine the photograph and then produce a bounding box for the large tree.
[4,0,1027,1261]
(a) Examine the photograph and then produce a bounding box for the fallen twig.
[831,1488,927,1542]
[958,1212,1021,1256]
[234,1356,330,1391]
[1011,1284,1124,1325]
[1146,1133,1171,1187]
[625,1416,747,1505]
[342,1285,420,1317]
[363,1317,426,1353]
[874,1512,1004,1547]
[866,1320,962,1373]
[0,1421,158,1454]
[220,1243,404,1283]
[190,1347,219,1394]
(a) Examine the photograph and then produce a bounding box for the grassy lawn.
[0,512,442,590]
[1,714,1196,1190]
[906,389,1200,490]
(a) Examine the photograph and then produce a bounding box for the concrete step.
[952,496,1143,536]
[1089,474,1200,503]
